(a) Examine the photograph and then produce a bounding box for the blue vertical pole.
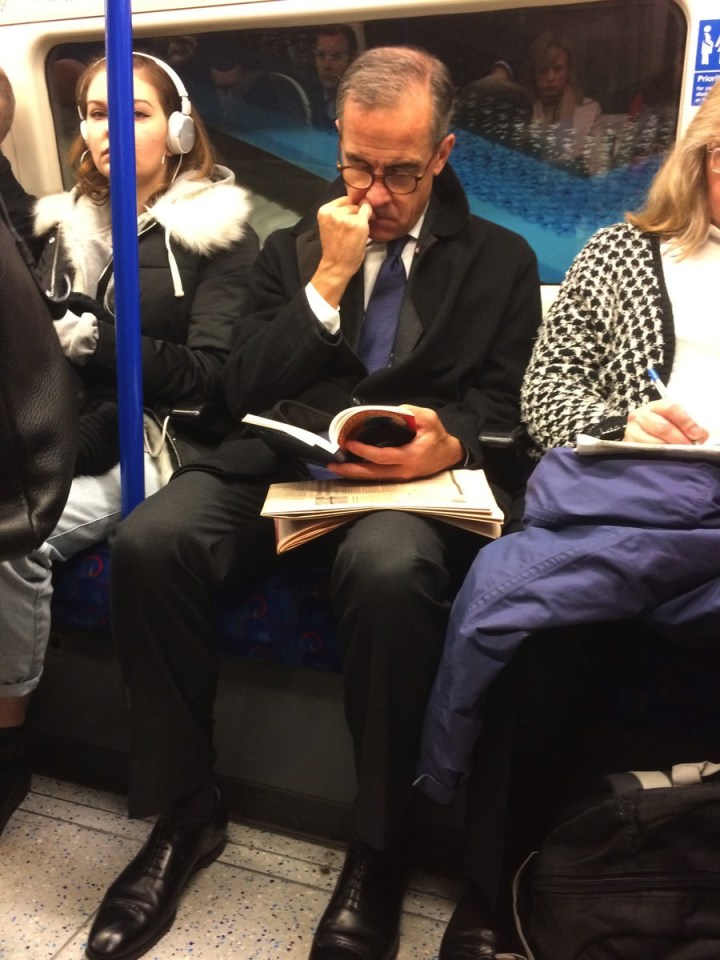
[105,0,145,514]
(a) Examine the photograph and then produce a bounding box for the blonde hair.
[523,30,584,107]
[72,53,215,204]
[627,78,720,257]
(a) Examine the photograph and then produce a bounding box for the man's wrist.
[305,282,341,335]
[450,439,470,469]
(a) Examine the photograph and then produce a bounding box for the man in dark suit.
[87,46,542,960]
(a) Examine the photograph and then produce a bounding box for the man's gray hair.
[0,68,16,143]
[336,46,455,145]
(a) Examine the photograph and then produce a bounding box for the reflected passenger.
[309,24,358,128]
[523,29,601,164]
[205,39,311,130]
[455,58,533,146]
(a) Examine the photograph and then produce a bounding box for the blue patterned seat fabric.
[50,540,342,672]
[51,548,720,734]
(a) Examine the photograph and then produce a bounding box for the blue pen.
[647,365,671,401]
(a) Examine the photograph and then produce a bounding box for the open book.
[242,406,416,465]
[575,434,720,461]
[261,469,504,553]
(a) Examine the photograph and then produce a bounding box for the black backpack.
[514,762,720,960]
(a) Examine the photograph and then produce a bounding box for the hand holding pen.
[622,366,708,445]
[646,365,671,401]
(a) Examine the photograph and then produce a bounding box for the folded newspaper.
[261,469,504,553]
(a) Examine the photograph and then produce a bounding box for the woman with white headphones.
[0,52,258,858]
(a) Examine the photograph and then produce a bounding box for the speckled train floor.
[1,776,461,959]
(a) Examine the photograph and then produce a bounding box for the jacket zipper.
[533,871,720,893]
[99,220,156,314]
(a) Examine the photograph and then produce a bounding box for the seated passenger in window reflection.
[163,34,198,70]
[455,58,533,148]
[154,35,212,94]
[203,37,311,132]
[307,24,358,129]
[522,29,602,168]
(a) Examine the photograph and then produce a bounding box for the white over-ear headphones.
[79,51,196,155]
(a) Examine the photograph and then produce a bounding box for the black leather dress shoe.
[439,883,504,959]
[309,840,408,960]
[85,792,228,960]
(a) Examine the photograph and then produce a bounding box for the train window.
[45,0,685,282]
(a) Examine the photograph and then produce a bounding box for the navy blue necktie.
[306,237,408,481]
[357,236,409,372]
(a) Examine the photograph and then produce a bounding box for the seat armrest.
[479,424,531,452]
[478,424,533,493]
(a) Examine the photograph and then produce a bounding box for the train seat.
[50,539,341,671]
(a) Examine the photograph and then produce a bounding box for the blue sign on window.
[693,20,720,105]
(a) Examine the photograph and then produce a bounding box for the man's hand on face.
[311,196,373,307]
[327,405,465,482]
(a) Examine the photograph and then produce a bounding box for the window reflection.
[45,0,685,282]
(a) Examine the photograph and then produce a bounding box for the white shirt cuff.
[305,282,341,336]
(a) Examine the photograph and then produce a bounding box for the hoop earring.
[80,149,90,164]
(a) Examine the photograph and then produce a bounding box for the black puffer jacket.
[34,165,259,473]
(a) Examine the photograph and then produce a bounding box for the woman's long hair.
[522,30,584,110]
[627,79,720,257]
[71,53,215,205]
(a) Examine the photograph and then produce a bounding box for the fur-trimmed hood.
[34,164,252,257]
[140,165,252,257]
[34,165,252,300]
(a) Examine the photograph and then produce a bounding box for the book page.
[241,412,336,454]
[328,405,416,447]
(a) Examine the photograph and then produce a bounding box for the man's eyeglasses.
[707,145,720,174]
[337,150,437,196]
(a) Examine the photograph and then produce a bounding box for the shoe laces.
[343,856,371,906]
[142,818,178,878]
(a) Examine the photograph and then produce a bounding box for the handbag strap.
[512,851,538,960]
[603,761,720,794]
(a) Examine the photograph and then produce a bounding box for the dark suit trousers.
[111,468,481,849]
